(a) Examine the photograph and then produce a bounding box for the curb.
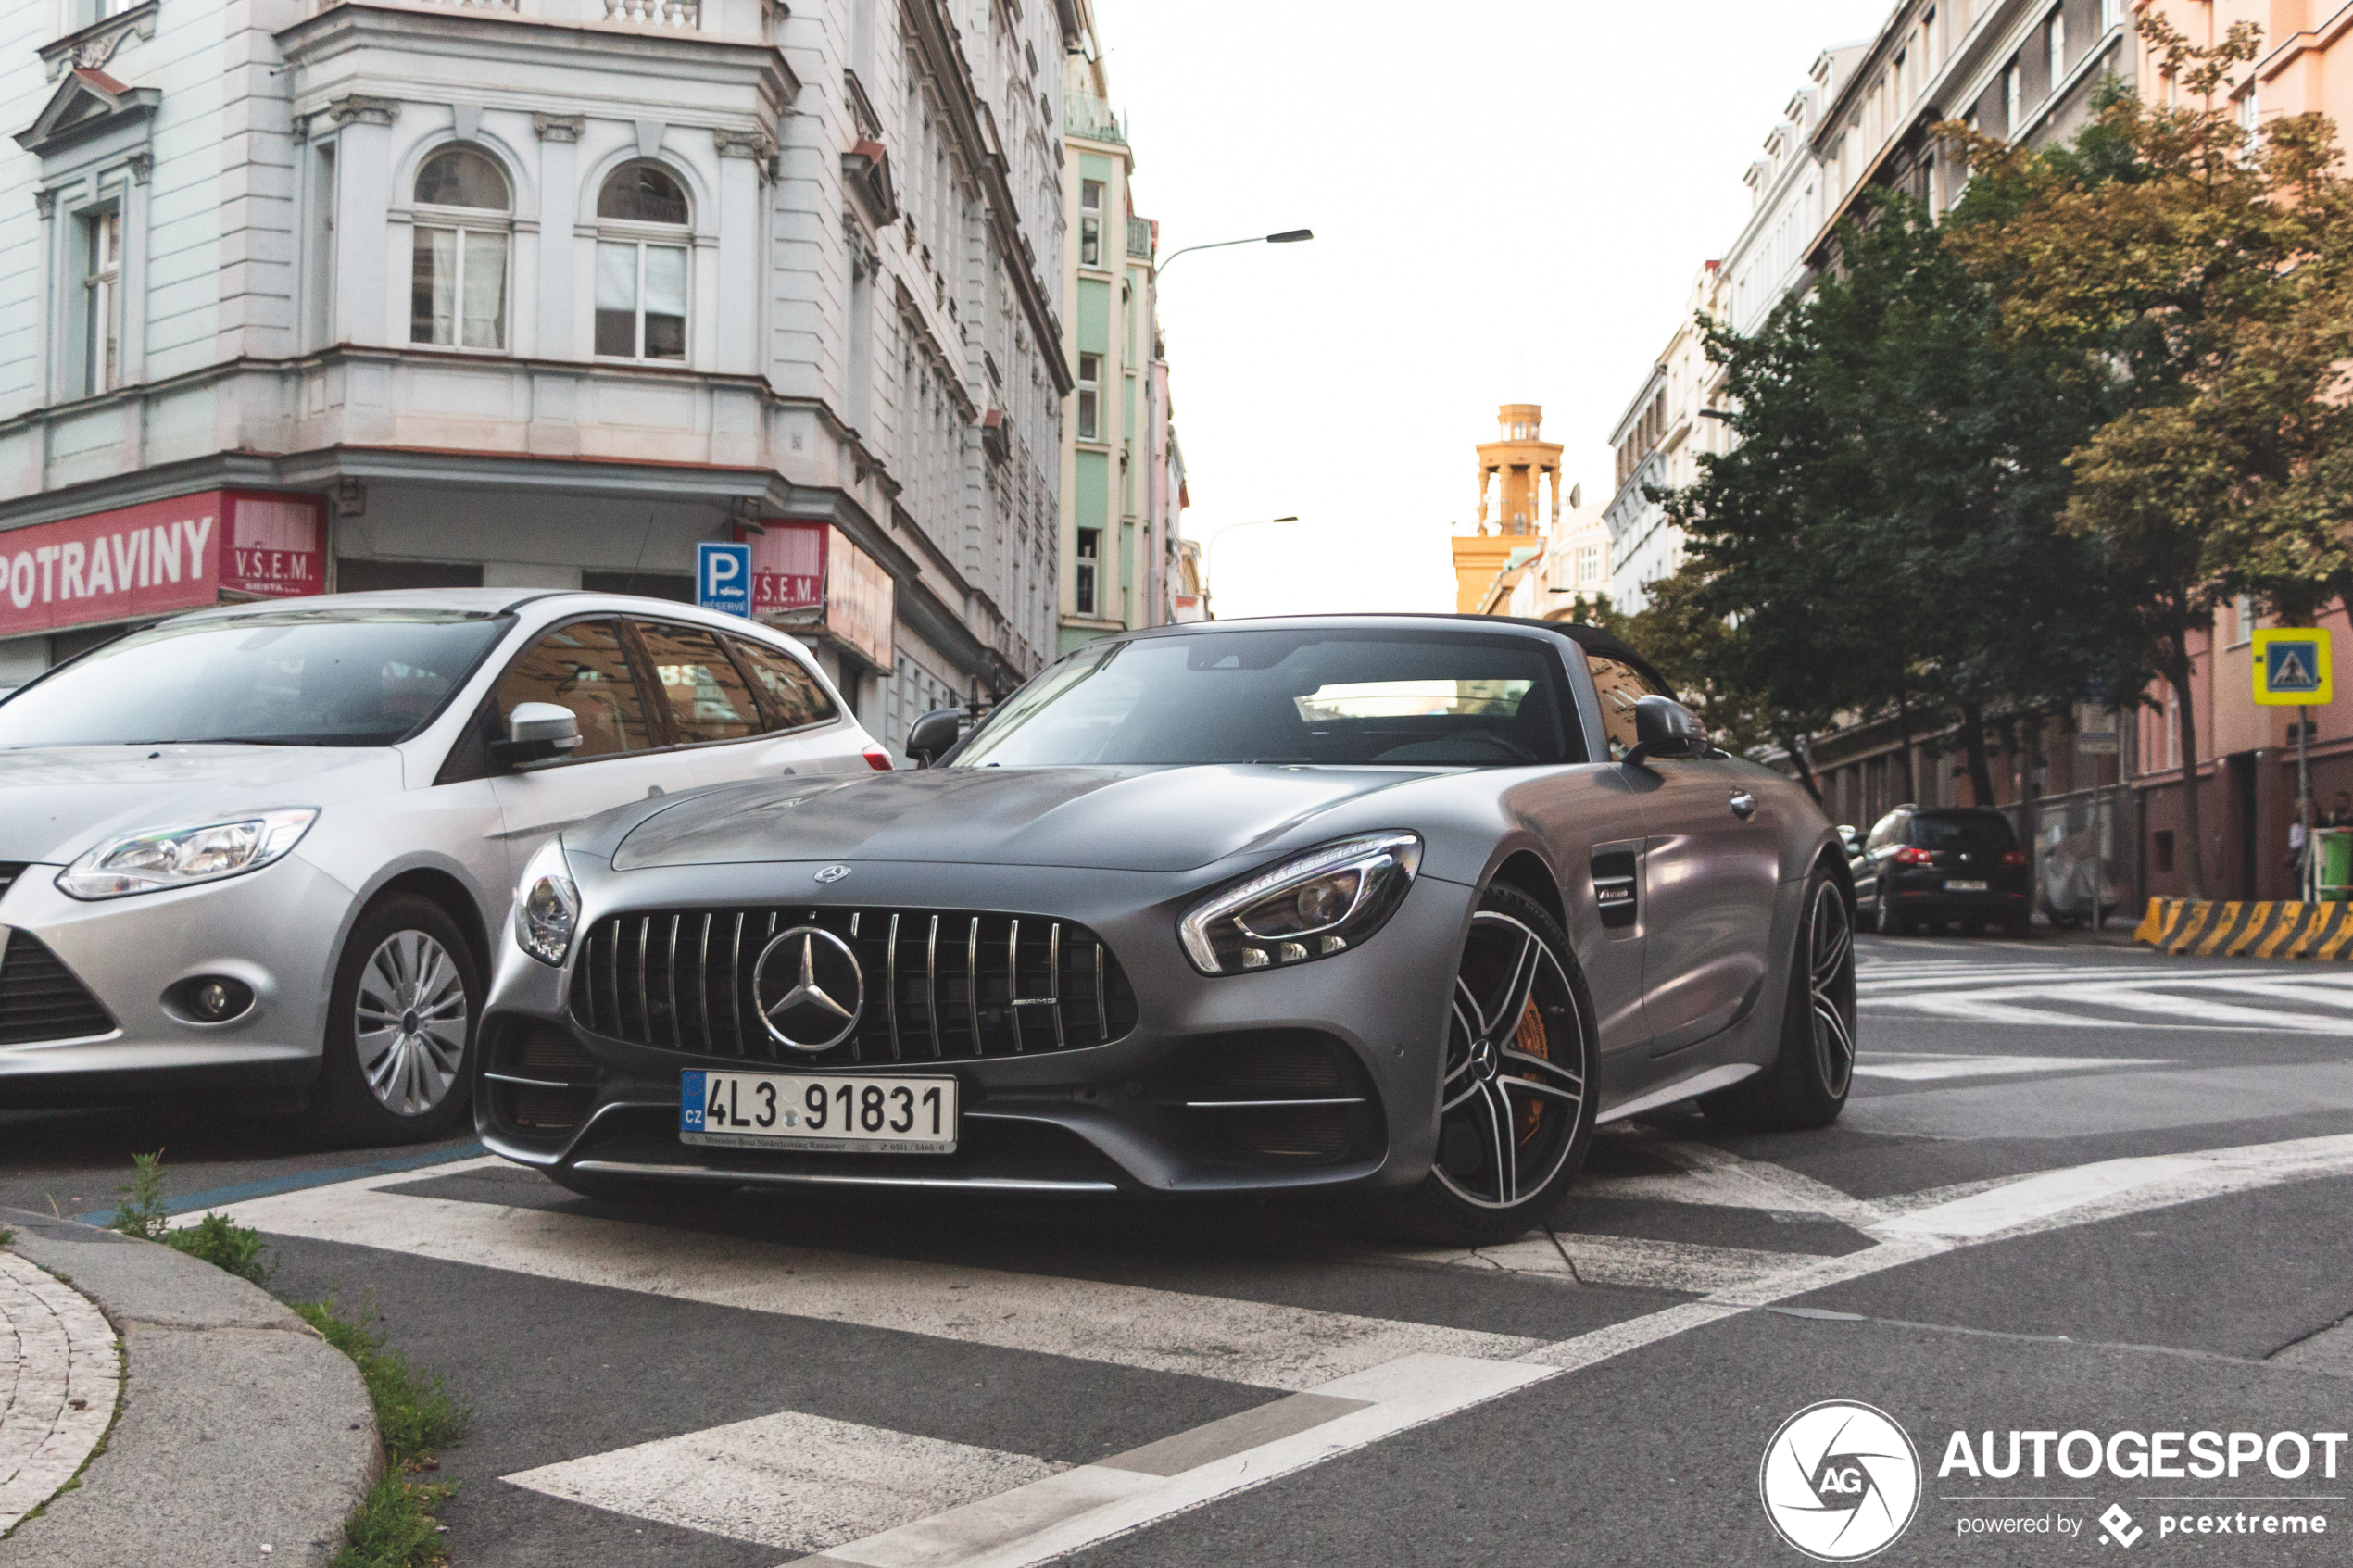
[2133,897,2353,959]
[0,1209,378,1568]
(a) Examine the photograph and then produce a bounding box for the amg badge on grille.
[752,928,865,1051]
[813,864,851,884]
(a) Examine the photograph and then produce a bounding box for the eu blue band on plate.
[680,1071,706,1131]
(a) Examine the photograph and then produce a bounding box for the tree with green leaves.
[1941,16,2353,897]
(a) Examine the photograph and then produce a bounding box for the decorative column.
[713,129,772,378]
[324,94,398,348]
[533,114,584,357]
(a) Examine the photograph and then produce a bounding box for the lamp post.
[1157,229,1314,276]
[1198,515,1301,617]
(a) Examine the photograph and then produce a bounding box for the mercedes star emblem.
[814,864,852,884]
[751,927,865,1052]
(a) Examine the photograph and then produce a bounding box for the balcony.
[1064,92,1126,146]
[302,0,710,23]
[1126,216,1152,260]
[603,0,699,23]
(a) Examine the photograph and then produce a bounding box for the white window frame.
[408,148,514,354]
[594,225,692,362]
[2005,62,2022,132]
[2047,10,2066,94]
[1079,178,1103,270]
[1074,526,1100,616]
[82,207,120,395]
[1076,350,1101,441]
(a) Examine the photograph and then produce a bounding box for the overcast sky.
[1091,0,1898,620]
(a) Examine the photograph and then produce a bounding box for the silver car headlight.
[514,837,580,967]
[1178,832,1422,975]
[56,808,319,900]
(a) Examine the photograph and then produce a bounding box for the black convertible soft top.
[1116,613,1680,705]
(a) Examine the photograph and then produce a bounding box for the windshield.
[1913,814,2018,852]
[0,609,512,748]
[954,630,1576,768]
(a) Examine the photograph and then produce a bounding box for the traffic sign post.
[696,540,752,619]
[2253,629,2333,899]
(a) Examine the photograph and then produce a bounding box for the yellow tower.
[1452,404,1566,613]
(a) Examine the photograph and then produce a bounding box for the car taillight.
[862,746,893,771]
[1892,846,1932,865]
[2001,849,2028,867]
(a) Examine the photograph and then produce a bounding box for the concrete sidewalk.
[0,1209,376,1568]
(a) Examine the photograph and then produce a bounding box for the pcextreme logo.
[1761,1400,1924,1562]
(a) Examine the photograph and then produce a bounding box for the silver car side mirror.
[493,702,583,768]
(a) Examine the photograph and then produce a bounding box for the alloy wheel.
[1807,880,1857,1098]
[353,930,470,1117]
[1433,911,1587,1210]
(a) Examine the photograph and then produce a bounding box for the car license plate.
[1944,879,1988,893]
[680,1071,957,1154]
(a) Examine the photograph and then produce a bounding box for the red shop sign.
[738,521,827,613]
[0,489,326,637]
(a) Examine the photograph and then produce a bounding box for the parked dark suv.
[1846,806,2031,935]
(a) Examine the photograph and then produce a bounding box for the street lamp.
[1157,230,1314,276]
[1199,516,1302,615]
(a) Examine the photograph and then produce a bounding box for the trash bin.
[2322,829,2353,903]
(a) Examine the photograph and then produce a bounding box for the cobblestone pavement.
[0,1249,117,1536]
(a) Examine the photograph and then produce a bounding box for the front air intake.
[0,930,117,1047]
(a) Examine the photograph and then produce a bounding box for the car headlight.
[56,809,319,900]
[1178,832,1422,975]
[514,837,580,967]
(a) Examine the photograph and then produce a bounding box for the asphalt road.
[8,932,2353,1566]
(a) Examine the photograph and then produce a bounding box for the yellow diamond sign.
[2253,627,2332,707]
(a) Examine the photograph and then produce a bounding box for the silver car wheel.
[1808,879,1857,1098]
[353,929,470,1117]
[1432,911,1587,1212]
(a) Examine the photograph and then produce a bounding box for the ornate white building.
[0,0,1075,736]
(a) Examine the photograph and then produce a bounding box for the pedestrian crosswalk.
[1856,947,2353,1033]
[207,1125,2353,1568]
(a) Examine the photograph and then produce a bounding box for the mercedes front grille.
[568,907,1139,1066]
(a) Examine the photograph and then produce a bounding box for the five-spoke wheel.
[1704,859,1856,1130]
[1383,884,1597,1245]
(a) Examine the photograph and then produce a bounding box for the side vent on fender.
[1591,850,1638,930]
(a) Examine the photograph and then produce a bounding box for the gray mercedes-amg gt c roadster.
[475,615,1856,1241]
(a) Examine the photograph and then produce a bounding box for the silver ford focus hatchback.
[0,588,882,1143]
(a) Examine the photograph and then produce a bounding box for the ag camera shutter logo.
[1760,1400,1922,1561]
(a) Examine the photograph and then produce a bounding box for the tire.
[1703,862,1856,1132]
[1875,888,1909,936]
[546,1167,703,1204]
[1374,884,1598,1247]
[307,894,480,1147]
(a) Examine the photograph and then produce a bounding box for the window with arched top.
[595,163,690,360]
[409,146,511,351]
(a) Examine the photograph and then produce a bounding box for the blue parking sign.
[697,541,751,618]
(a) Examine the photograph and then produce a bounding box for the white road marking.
[503,1411,1065,1552]
[801,1355,1553,1568]
[1854,1053,2171,1082]
[220,1133,2353,1568]
[212,1169,1541,1392]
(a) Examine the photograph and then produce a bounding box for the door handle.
[1729,792,1757,820]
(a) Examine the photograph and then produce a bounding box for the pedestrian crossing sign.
[2253,627,2331,707]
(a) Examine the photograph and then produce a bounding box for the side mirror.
[904,708,965,769]
[492,702,583,768]
[1624,694,1707,766]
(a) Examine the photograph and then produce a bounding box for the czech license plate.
[1944,879,1988,893]
[681,1071,958,1154]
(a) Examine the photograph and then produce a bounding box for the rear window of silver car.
[956,630,1578,768]
[0,608,512,749]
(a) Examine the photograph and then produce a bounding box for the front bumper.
[0,855,352,1106]
[474,857,1479,1198]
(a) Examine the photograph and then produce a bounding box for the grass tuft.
[107,1150,170,1241]
[164,1212,272,1286]
[292,1296,472,1568]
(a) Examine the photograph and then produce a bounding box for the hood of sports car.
[609,765,1439,874]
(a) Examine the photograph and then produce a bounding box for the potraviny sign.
[0,490,327,637]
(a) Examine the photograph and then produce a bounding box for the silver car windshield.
[0,608,511,748]
[955,630,1574,768]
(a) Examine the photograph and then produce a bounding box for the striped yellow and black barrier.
[2133,897,2353,959]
